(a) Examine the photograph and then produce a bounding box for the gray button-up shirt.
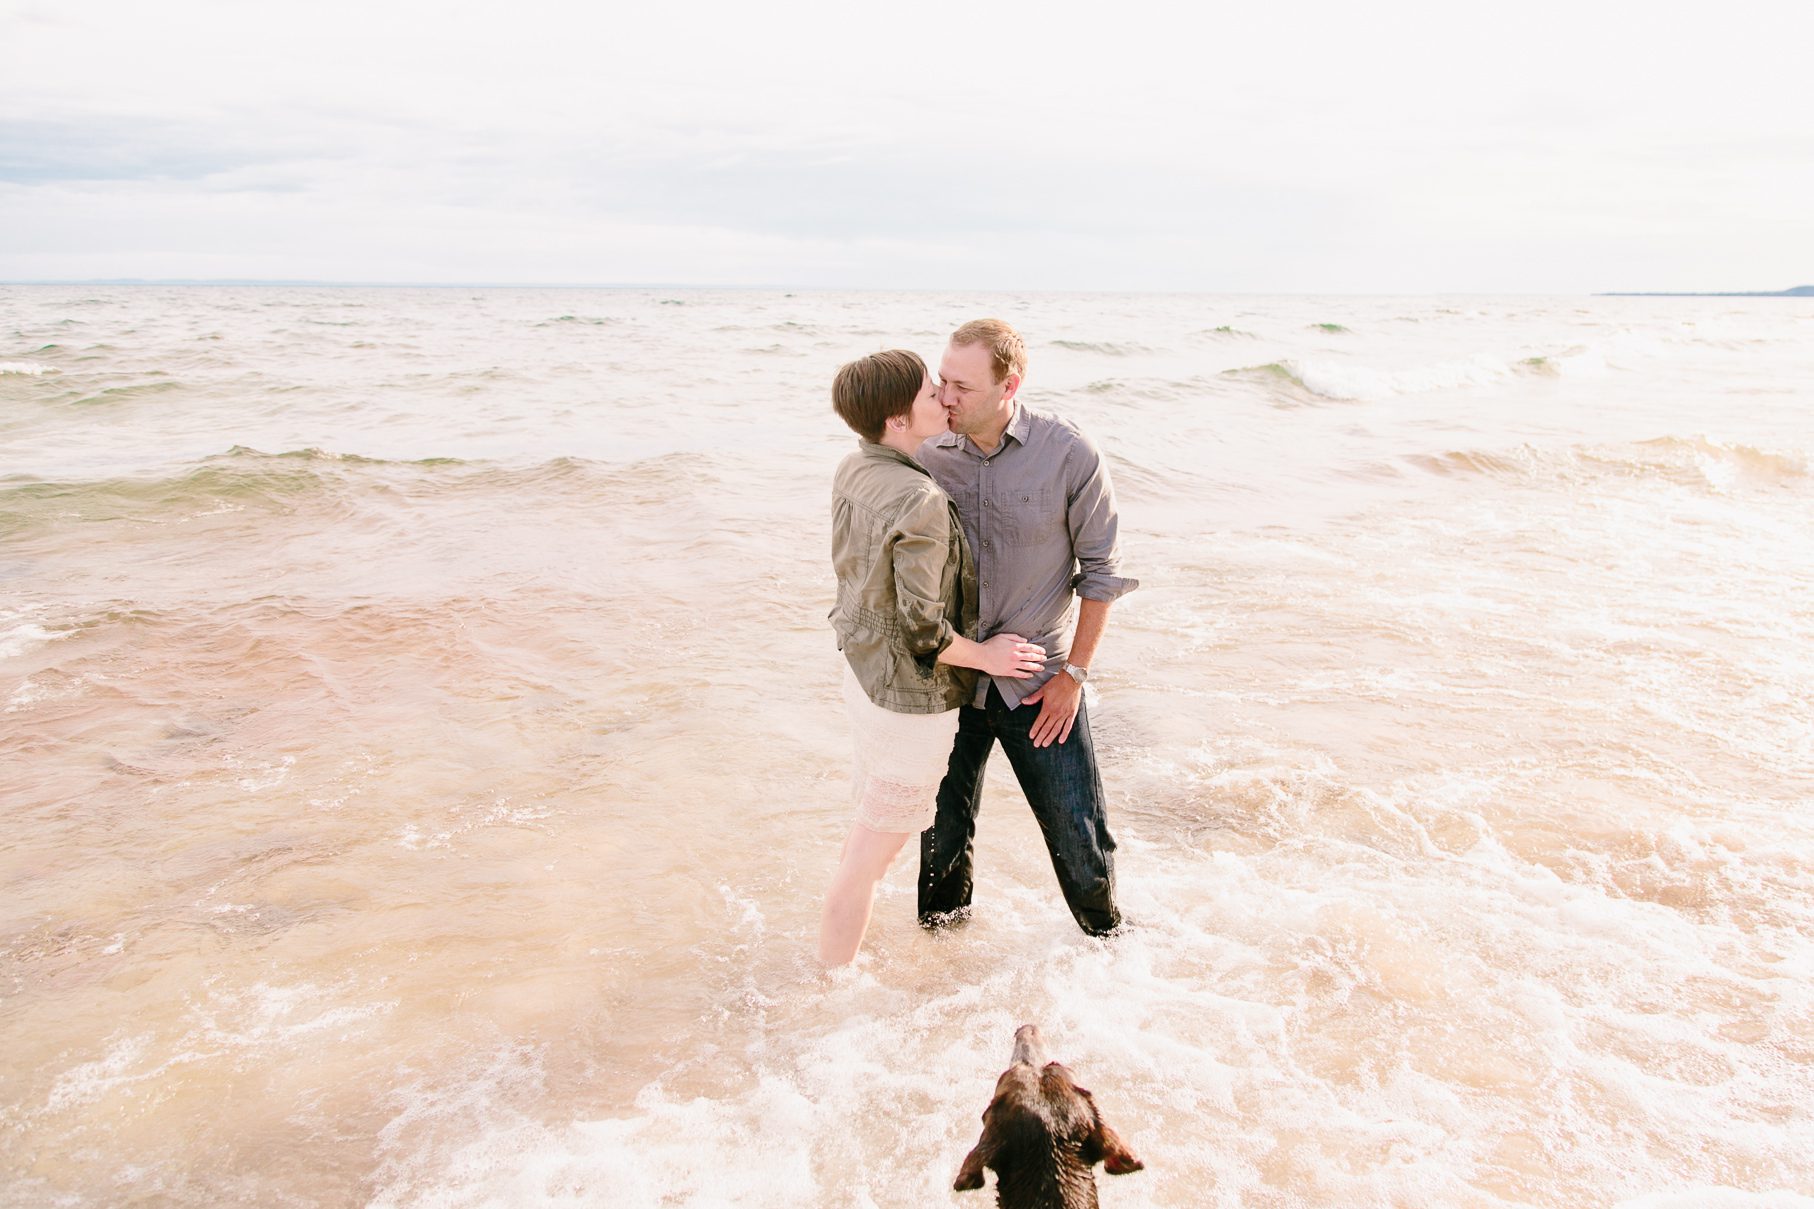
[919,403,1140,709]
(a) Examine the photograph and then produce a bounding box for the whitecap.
[0,622,63,659]
[1285,353,1514,401]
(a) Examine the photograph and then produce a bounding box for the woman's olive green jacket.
[829,441,979,713]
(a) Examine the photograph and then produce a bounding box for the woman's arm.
[938,632,1046,678]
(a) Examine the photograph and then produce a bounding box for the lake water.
[2,286,1811,1206]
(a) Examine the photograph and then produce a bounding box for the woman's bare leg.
[818,824,913,966]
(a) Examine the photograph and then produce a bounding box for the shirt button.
[984,499,992,506]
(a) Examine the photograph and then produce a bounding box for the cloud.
[0,116,295,185]
[2,0,1811,289]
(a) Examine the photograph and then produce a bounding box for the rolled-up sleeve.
[1066,433,1140,603]
[890,488,959,670]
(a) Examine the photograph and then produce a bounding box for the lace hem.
[851,770,940,833]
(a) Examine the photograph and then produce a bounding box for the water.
[2,286,1811,1207]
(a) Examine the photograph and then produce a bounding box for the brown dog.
[954,1024,1144,1208]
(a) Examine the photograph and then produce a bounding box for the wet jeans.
[918,683,1122,936]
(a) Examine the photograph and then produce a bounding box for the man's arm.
[1024,428,1137,747]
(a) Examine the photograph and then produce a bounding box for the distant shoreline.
[1595,285,1814,297]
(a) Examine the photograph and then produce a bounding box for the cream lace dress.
[841,662,960,833]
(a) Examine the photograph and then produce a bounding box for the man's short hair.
[832,348,927,442]
[950,318,1027,384]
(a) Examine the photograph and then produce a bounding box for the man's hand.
[1022,670,1081,747]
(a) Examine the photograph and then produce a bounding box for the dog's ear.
[1076,1088,1144,1176]
[953,1132,995,1192]
[1096,1120,1144,1175]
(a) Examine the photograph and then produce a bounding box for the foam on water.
[0,621,62,659]
[1285,352,1516,401]
[361,814,1814,1205]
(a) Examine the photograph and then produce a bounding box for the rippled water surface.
[3,287,1812,1207]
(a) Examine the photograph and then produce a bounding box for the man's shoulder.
[1018,404,1098,454]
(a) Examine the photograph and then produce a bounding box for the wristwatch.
[1062,662,1089,685]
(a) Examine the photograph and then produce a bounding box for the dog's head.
[954,1025,1143,1208]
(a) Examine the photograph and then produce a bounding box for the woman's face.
[898,373,946,443]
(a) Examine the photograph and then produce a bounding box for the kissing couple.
[819,318,1139,966]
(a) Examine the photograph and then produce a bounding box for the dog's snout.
[1010,1023,1047,1068]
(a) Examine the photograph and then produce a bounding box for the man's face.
[937,340,1018,436]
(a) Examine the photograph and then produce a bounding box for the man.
[917,318,1139,937]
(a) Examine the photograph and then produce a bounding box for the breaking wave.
[1218,362,1325,407]
[1403,436,1807,493]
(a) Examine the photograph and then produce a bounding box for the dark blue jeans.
[918,683,1122,936]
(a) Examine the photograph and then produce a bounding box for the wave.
[711,321,827,336]
[1048,339,1154,356]
[71,380,185,405]
[1402,449,1539,478]
[219,445,467,468]
[1,361,59,376]
[1229,342,1614,404]
[0,620,65,659]
[1402,437,1807,492]
[1293,355,1516,401]
[1613,436,1808,488]
[1078,377,1202,404]
[1218,362,1325,407]
[1225,343,1603,404]
[0,447,718,536]
[0,447,466,533]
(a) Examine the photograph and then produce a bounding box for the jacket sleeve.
[889,487,959,673]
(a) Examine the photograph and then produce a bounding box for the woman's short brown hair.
[832,349,927,442]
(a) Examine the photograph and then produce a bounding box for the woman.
[819,349,1045,966]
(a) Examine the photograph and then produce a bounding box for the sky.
[2,0,1810,292]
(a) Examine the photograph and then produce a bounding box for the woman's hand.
[976,633,1047,679]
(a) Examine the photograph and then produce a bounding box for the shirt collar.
[1001,401,1030,447]
[929,402,1028,457]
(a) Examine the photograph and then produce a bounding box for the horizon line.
[3,279,1809,296]
[0,278,1602,295]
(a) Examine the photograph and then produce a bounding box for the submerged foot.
[917,906,974,931]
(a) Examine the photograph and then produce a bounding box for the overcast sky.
[3,0,1809,292]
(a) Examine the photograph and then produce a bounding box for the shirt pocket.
[1003,485,1063,546]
